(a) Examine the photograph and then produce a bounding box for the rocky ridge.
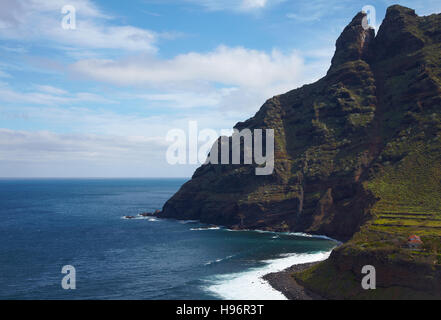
[160,5,441,298]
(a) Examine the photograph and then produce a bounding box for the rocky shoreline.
[263,262,325,300]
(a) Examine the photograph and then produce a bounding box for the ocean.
[0,178,337,300]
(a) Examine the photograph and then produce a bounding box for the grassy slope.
[295,139,441,299]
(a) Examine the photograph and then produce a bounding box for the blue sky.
[0,0,440,177]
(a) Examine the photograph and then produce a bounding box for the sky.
[0,0,440,178]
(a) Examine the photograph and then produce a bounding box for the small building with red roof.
[408,235,423,249]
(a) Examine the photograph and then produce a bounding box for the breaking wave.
[204,250,333,300]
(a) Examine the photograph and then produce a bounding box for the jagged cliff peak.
[330,11,375,69]
[373,4,424,61]
[385,4,417,17]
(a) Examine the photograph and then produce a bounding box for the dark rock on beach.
[139,212,155,217]
[139,210,161,217]
[263,262,324,300]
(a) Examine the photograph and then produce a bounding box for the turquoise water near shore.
[0,178,336,300]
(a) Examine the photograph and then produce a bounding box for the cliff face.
[161,12,379,240]
[161,5,441,298]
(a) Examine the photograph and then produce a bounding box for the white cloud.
[47,23,157,52]
[136,89,236,109]
[0,128,166,163]
[0,128,190,177]
[0,83,117,105]
[286,12,324,22]
[183,0,280,12]
[242,0,268,10]
[70,45,328,112]
[0,45,28,54]
[71,46,307,87]
[34,85,68,95]
[0,0,158,52]
[0,0,24,28]
[0,105,241,177]
[286,0,345,22]
[28,0,107,18]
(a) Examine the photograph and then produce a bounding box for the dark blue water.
[0,179,336,300]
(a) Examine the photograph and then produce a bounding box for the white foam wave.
[204,255,235,266]
[190,226,221,231]
[204,250,333,300]
[287,232,337,241]
[224,228,338,242]
[179,220,199,224]
[121,216,159,221]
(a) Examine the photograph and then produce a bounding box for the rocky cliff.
[160,5,441,298]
